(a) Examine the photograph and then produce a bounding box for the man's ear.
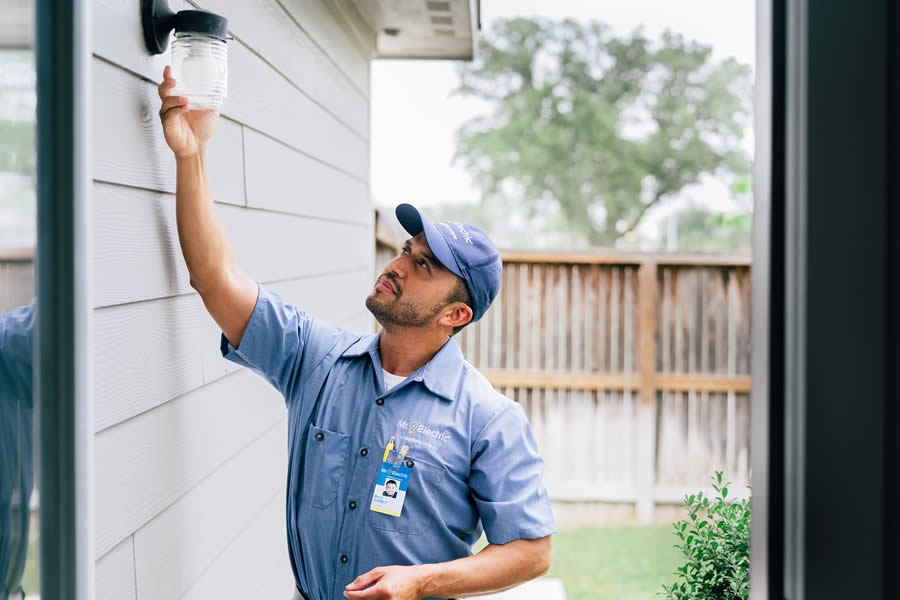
[439,302,473,329]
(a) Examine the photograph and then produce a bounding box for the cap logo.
[438,221,473,244]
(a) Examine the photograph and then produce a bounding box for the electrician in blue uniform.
[158,67,555,600]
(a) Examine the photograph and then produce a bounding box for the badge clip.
[392,444,410,467]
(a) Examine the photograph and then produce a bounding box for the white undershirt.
[382,369,406,391]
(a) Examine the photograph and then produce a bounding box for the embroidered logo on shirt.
[396,419,452,443]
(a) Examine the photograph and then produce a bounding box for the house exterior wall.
[91,1,372,597]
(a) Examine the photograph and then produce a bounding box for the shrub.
[661,471,751,599]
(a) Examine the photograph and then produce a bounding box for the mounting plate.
[141,0,177,55]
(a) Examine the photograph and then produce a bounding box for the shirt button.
[315,432,324,441]
[406,459,414,468]
[349,501,357,510]
[340,554,349,564]
[375,398,384,406]
[360,448,368,457]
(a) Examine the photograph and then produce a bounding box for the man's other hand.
[344,565,426,600]
[157,65,218,160]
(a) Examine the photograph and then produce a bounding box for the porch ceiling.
[330,0,481,60]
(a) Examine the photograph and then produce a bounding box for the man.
[158,66,555,600]
[382,481,398,499]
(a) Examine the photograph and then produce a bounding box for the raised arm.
[157,66,258,347]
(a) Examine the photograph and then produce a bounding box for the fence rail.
[457,251,752,523]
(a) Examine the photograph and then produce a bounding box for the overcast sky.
[370,0,756,245]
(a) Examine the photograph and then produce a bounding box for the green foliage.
[452,18,752,247]
[666,207,752,253]
[0,120,35,175]
[661,472,751,600]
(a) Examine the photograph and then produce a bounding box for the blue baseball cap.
[395,203,502,323]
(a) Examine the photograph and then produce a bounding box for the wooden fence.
[0,249,34,313]
[456,251,752,523]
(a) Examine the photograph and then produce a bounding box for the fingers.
[343,582,385,600]
[345,568,383,592]
[158,65,175,100]
[159,95,188,119]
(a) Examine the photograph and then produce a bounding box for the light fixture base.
[142,0,177,55]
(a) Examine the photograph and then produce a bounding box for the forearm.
[417,538,551,598]
[175,150,236,295]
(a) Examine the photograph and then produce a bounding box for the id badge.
[370,437,411,517]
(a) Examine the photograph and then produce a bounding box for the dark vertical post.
[35,0,93,597]
[884,0,900,591]
[781,0,887,597]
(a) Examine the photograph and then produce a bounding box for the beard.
[365,279,446,328]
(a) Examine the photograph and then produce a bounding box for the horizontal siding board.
[191,0,368,137]
[94,268,372,431]
[339,310,375,334]
[92,57,245,206]
[279,0,371,95]
[226,40,368,179]
[181,493,294,599]
[95,536,137,600]
[94,294,205,432]
[267,269,373,325]
[92,182,371,307]
[243,128,370,224]
[94,370,286,557]
[133,421,287,599]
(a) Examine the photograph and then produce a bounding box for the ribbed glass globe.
[171,32,228,110]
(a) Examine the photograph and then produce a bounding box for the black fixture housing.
[141,0,229,55]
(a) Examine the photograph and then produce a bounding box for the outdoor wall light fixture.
[142,0,230,110]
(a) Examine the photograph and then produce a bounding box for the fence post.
[636,260,658,524]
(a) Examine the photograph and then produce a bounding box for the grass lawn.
[476,524,682,600]
[21,512,39,595]
[546,524,682,600]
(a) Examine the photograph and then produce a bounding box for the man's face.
[366,232,460,329]
[386,482,397,494]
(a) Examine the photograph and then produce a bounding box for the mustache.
[378,273,401,295]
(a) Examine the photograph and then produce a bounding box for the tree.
[450,18,752,247]
[662,206,752,253]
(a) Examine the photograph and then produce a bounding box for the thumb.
[345,568,383,591]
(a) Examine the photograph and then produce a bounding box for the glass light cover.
[171,32,227,110]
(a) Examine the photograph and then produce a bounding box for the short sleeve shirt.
[221,285,556,600]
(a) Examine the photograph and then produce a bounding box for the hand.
[344,565,427,600]
[157,65,219,160]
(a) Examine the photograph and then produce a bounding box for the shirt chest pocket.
[302,425,350,509]
[367,455,447,535]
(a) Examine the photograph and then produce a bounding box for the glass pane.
[0,0,38,596]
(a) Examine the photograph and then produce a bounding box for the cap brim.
[395,203,464,279]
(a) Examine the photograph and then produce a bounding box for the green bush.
[661,471,751,599]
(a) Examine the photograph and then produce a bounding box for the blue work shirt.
[0,301,35,598]
[221,285,556,600]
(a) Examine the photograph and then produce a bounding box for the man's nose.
[386,258,407,278]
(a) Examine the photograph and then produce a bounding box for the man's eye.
[418,259,428,268]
